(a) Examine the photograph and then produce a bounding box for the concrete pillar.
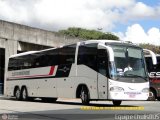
[0,38,5,48]
[4,39,18,95]
[0,38,5,94]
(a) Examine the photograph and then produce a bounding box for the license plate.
[124,92,140,98]
[129,94,136,98]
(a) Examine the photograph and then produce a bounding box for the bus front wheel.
[80,86,90,105]
[112,100,122,106]
[157,97,160,101]
[148,89,156,101]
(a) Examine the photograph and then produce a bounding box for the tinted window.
[34,49,59,67]
[97,49,109,77]
[78,43,98,70]
[146,56,160,72]
[8,54,36,70]
[8,44,76,71]
[59,44,76,65]
[8,58,17,70]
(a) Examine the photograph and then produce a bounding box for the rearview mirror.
[143,49,157,65]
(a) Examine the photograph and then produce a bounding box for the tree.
[139,44,160,54]
[58,27,119,40]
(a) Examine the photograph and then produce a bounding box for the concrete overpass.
[0,20,80,95]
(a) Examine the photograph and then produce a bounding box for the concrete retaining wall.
[0,20,81,95]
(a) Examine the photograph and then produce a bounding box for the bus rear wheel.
[112,100,122,106]
[80,86,90,105]
[15,88,21,100]
[21,87,28,101]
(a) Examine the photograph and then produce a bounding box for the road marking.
[81,106,144,110]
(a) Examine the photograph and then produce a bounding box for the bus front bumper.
[109,91,149,100]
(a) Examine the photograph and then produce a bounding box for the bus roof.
[9,51,38,58]
[9,47,58,58]
[82,40,138,46]
[9,40,137,58]
[83,40,130,44]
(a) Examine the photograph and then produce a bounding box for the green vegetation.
[139,44,160,54]
[58,27,160,53]
[58,27,119,40]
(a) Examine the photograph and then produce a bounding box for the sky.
[0,0,160,45]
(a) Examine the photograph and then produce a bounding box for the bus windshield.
[109,45,148,82]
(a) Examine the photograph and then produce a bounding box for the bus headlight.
[110,86,124,92]
[142,88,149,93]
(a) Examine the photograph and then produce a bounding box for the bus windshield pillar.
[98,43,114,62]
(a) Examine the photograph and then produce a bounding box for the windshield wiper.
[125,74,148,81]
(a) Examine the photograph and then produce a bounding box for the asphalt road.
[0,97,160,120]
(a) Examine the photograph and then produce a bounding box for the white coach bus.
[5,40,157,106]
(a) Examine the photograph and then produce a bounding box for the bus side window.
[47,49,59,66]
[78,43,97,71]
[156,57,160,70]
[59,44,76,65]
[97,49,109,77]
[8,58,17,71]
[17,56,26,70]
[145,57,154,72]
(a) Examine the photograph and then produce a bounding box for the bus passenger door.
[97,49,108,99]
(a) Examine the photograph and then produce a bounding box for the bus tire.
[157,97,160,101]
[15,87,22,100]
[112,100,122,106]
[80,86,90,105]
[148,89,156,101]
[21,87,28,101]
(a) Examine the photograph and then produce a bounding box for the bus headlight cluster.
[142,88,149,93]
[110,86,124,92]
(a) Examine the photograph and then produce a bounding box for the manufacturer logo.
[59,66,70,72]
[128,87,135,90]
[149,72,160,78]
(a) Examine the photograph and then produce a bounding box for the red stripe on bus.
[8,66,56,79]
[49,66,55,75]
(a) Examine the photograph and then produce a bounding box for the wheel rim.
[81,91,85,101]
[149,91,155,100]
[22,89,26,100]
[149,91,154,98]
[16,89,20,99]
